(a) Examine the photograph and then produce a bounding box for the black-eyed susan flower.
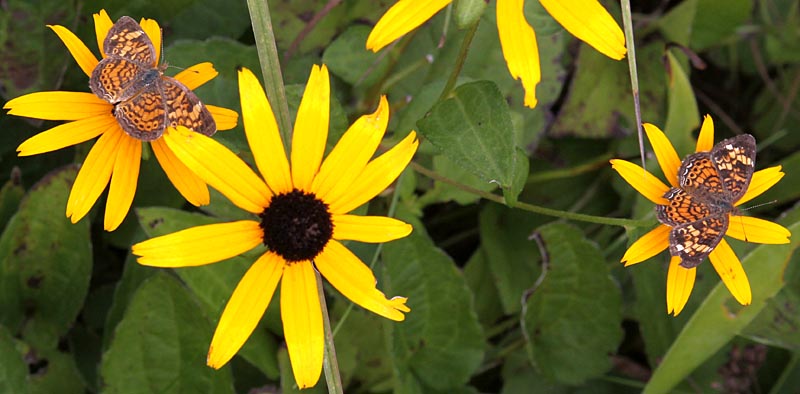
[611,115,791,316]
[131,65,418,388]
[366,0,627,108]
[3,10,238,231]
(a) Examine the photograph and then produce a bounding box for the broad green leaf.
[463,247,504,326]
[332,305,393,392]
[662,51,699,156]
[323,25,389,87]
[103,255,157,350]
[523,223,623,384]
[383,231,485,390]
[419,154,497,206]
[417,81,518,194]
[643,219,800,394]
[0,326,28,394]
[455,0,486,29]
[29,346,84,394]
[0,176,23,234]
[136,207,280,379]
[656,0,697,46]
[0,166,91,349]
[101,273,234,394]
[479,203,544,314]
[503,148,529,205]
[692,0,753,50]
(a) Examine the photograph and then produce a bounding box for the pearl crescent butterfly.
[89,16,216,141]
[656,134,756,268]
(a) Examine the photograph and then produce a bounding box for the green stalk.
[437,20,480,102]
[620,0,645,170]
[316,270,343,394]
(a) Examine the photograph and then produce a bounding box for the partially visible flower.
[611,115,790,316]
[3,10,238,231]
[132,65,418,388]
[367,0,626,108]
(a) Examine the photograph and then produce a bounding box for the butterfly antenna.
[737,200,778,243]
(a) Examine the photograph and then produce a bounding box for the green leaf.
[383,230,485,390]
[0,166,91,349]
[0,326,28,394]
[523,223,623,384]
[103,255,157,350]
[28,347,85,394]
[454,0,486,29]
[662,50,700,156]
[643,219,800,394]
[656,0,697,46]
[503,148,529,205]
[0,175,24,235]
[419,154,497,206]
[332,305,393,392]
[692,0,753,50]
[463,247,504,326]
[323,25,389,87]
[101,273,234,394]
[417,81,517,193]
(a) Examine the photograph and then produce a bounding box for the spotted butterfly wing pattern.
[657,134,756,268]
[90,16,157,103]
[161,77,216,136]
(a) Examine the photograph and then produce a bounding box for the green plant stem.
[526,153,613,183]
[437,20,480,102]
[246,0,292,147]
[316,270,343,394]
[411,162,648,228]
[620,0,645,171]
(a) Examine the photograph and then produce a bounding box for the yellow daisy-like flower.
[3,10,238,231]
[131,65,418,388]
[366,0,626,108]
[611,115,791,316]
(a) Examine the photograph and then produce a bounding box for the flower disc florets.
[259,189,333,262]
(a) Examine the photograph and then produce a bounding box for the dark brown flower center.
[259,189,333,262]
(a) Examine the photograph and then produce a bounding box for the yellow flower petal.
[281,261,324,389]
[312,96,389,203]
[207,251,284,369]
[609,159,670,204]
[174,62,218,91]
[5,91,110,121]
[291,65,330,191]
[644,123,681,188]
[621,224,670,266]
[366,0,452,52]
[736,166,784,206]
[726,216,791,244]
[496,0,540,108]
[207,105,239,131]
[539,0,626,60]
[48,24,98,77]
[66,126,124,224]
[332,214,412,243]
[151,138,210,206]
[93,10,113,58]
[666,256,695,316]
[237,67,292,194]
[133,220,264,267]
[139,18,161,65]
[696,114,715,152]
[163,127,271,214]
[17,115,116,156]
[316,240,410,321]
[708,239,751,306]
[104,135,142,231]
[328,131,419,214]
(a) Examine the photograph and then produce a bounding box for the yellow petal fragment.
[696,114,715,152]
[151,138,210,206]
[281,262,324,389]
[736,166,784,206]
[5,91,110,121]
[709,239,752,306]
[48,25,98,77]
[726,216,791,244]
[291,65,330,191]
[133,220,264,267]
[207,105,239,131]
[17,115,116,156]
[620,225,670,266]
[609,159,670,204]
[104,135,142,231]
[139,18,162,65]
[66,126,124,224]
[539,0,626,60]
[329,131,419,214]
[208,252,284,369]
[496,0,540,108]
[644,123,681,188]
[366,0,452,51]
[332,214,412,243]
[312,97,389,203]
[237,67,292,194]
[164,127,271,214]
[316,240,410,321]
[174,62,218,91]
[93,10,113,58]
[666,256,695,316]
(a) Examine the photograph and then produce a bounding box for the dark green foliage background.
[1,0,799,393]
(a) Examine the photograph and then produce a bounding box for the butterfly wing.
[114,80,167,141]
[102,16,156,66]
[656,187,713,226]
[711,134,756,203]
[669,214,729,268]
[162,77,217,137]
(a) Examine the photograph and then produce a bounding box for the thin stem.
[526,153,613,183]
[411,162,648,228]
[437,20,480,102]
[620,0,645,170]
[246,0,292,147]
[316,270,343,394]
